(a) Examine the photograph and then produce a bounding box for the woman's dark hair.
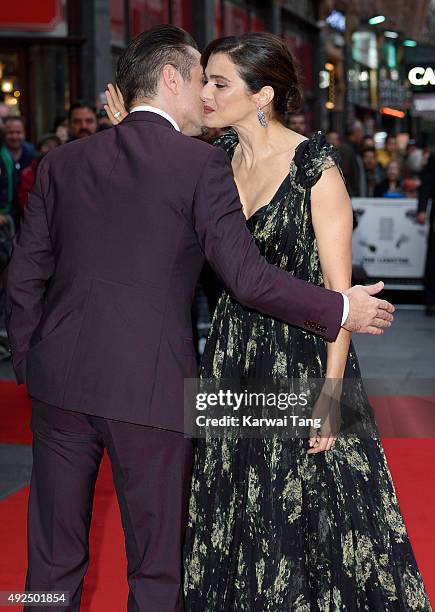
[201,33,302,123]
[116,24,198,111]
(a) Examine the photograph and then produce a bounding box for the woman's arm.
[307,164,353,454]
[311,165,354,379]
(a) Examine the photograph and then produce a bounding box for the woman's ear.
[254,86,275,110]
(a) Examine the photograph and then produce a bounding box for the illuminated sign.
[408,66,435,87]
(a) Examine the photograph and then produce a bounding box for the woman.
[106,33,431,611]
[374,160,404,198]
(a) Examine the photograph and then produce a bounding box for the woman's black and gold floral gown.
[183,131,431,611]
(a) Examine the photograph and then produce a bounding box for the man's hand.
[0,214,8,226]
[343,281,394,335]
[416,211,427,226]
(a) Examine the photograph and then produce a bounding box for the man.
[326,129,341,149]
[5,25,393,612]
[68,101,99,139]
[340,120,365,197]
[287,112,306,135]
[417,153,435,316]
[3,116,36,175]
[361,146,385,197]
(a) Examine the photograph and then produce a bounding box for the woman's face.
[201,53,260,129]
[387,161,400,181]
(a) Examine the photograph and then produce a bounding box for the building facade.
[1,0,432,141]
[0,0,326,140]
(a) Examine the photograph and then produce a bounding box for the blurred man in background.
[68,101,98,140]
[3,116,36,175]
[326,130,341,149]
[340,120,364,197]
[287,112,306,136]
[362,135,375,149]
[361,147,385,197]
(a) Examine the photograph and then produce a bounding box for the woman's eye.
[215,84,226,89]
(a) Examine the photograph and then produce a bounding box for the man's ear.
[161,64,181,95]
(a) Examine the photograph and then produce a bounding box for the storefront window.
[0,52,22,115]
[29,45,70,137]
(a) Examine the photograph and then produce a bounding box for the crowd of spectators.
[325,120,433,316]
[326,121,429,200]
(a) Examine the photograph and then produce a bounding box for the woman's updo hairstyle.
[201,32,302,123]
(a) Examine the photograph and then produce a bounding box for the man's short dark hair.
[362,146,376,155]
[116,24,198,111]
[68,102,97,121]
[4,116,25,127]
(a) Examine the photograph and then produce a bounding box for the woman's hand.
[307,379,342,454]
[104,84,128,125]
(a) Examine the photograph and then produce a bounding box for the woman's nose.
[201,83,211,101]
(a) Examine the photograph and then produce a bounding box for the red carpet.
[0,382,434,610]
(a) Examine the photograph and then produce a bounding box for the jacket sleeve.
[4,156,55,383]
[192,146,343,342]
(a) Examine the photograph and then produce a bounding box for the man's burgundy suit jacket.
[5,112,343,432]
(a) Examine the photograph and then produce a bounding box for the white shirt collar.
[130,105,180,132]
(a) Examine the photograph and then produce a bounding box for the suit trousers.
[25,400,193,612]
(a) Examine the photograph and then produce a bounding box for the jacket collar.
[122,111,178,131]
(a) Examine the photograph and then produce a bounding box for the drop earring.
[257,107,268,128]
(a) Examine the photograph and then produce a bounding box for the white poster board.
[352,198,428,279]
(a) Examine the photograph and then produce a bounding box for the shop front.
[405,44,435,143]
[0,0,81,141]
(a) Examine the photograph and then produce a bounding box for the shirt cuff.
[341,293,350,326]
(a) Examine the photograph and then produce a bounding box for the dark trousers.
[26,401,193,612]
[424,220,435,305]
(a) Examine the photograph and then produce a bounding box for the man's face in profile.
[69,108,98,139]
[177,49,206,137]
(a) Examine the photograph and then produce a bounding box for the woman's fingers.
[307,434,337,454]
[104,103,118,125]
[105,83,127,125]
[115,84,125,106]
[105,87,120,124]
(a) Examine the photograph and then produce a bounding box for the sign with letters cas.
[0,0,63,31]
[408,65,435,92]
[352,198,428,279]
